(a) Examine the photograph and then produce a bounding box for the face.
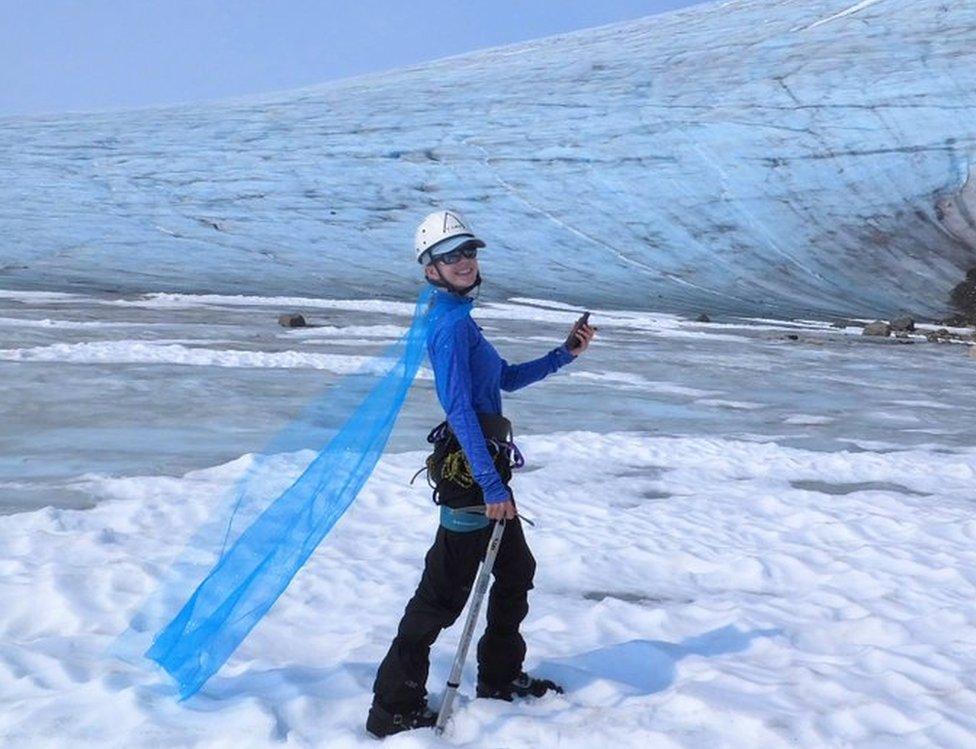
[424,252,480,288]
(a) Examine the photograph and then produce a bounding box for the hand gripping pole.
[434,519,506,734]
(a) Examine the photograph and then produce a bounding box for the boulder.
[862,321,891,337]
[278,313,307,328]
[890,316,915,332]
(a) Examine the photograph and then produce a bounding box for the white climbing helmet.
[414,210,486,265]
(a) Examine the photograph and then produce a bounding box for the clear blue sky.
[0,0,705,117]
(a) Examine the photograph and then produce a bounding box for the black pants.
[371,517,536,711]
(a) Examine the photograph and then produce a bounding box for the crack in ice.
[793,0,888,32]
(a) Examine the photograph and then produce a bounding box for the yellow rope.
[441,450,474,488]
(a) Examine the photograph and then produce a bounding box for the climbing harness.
[411,416,524,502]
[409,414,529,531]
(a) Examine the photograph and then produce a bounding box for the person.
[366,210,596,738]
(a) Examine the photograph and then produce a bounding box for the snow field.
[0,340,375,374]
[2,432,975,747]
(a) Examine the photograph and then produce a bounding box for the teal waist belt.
[440,505,490,532]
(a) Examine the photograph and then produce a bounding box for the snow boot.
[476,672,564,701]
[365,701,438,739]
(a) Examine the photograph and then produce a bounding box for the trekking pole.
[435,518,506,734]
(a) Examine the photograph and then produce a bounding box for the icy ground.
[2,289,976,747]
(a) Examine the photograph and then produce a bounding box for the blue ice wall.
[1,0,974,317]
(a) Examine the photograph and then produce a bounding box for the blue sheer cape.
[146,286,461,698]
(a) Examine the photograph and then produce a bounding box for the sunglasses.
[435,244,479,265]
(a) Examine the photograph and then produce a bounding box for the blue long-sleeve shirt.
[427,291,575,503]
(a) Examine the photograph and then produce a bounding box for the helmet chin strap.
[429,264,482,298]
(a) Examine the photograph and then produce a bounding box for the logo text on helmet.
[443,212,466,233]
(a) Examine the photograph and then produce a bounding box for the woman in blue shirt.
[368,211,596,738]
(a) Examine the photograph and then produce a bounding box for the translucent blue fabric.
[147,285,461,699]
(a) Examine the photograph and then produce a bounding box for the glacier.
[1,0,975,318]
[3,1,976,746]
